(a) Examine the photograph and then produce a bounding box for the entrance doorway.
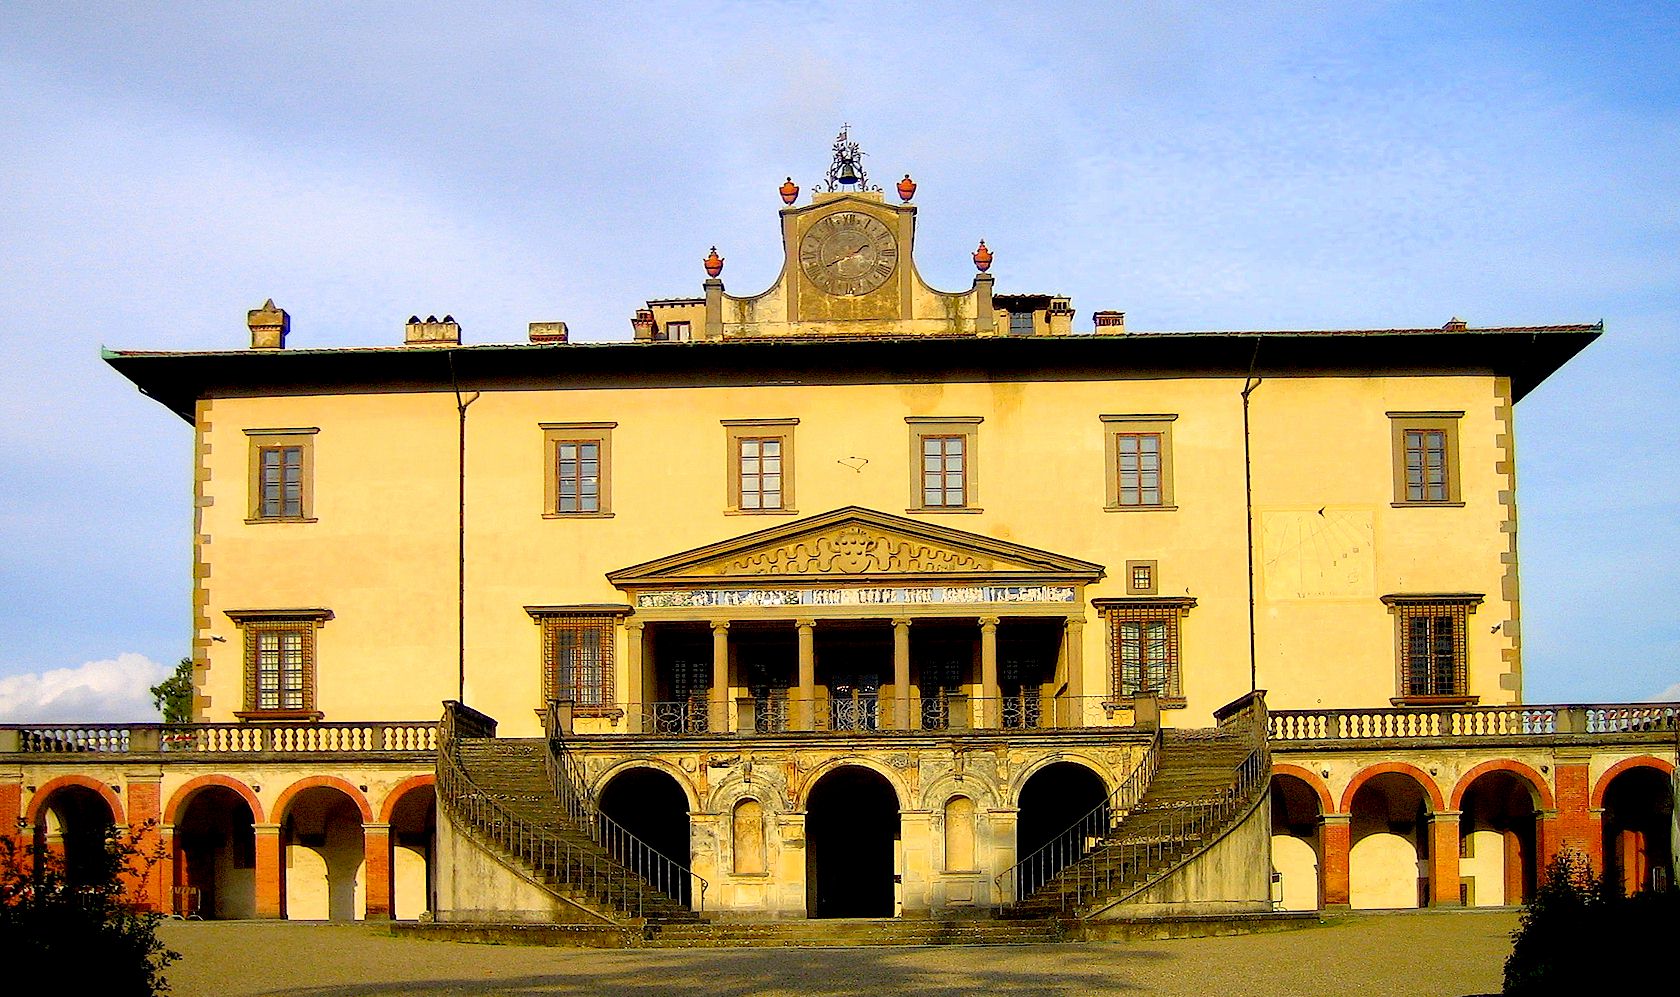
[598,767,692,905]
[1014,762,1108,898]
[806,766,900,917]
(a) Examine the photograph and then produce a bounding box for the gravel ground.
[156,909,1518,997]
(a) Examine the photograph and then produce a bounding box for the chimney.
[528,321,568,343]
[405,314,460,345]
[1093,310,1126,334]
[1047,296,1075,336]
[248,299,289,349]
[1443,316,1468,330]
[630,309,656,340]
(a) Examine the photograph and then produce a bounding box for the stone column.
[363,822,393,920]
[1321,814,1351,908]
[0,773,22,853]
[1428,810,1462,907]
[986,806,1020,906]
[254,823,285,919]
[157,825,177,915]
[978,617,1000,728]
[710,621,731,734]
[625,620,647,732]
[795,619,816,731]
[1062,616,1085,727]
[892,618,912,731]
[898,809,932,916]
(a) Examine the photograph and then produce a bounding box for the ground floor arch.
[806,765,901,918]
[1348,772,1432,909]
[598,766,692,906]
[386,782,436,919]
[1270,772,1325,911]
[174,785,257,919]
[279,784,366,920]
[1600,764,1675,895]
[1458,768,1540,906]
[1012,761,1108,899]
[32,782,119,887]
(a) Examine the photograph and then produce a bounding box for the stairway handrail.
[993,723,1162,907]
[543,700,709,912]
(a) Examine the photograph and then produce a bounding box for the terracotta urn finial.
[779,177,799,205]
[972,239,993,273]
[704,246,724,278]
[897,174,917,202]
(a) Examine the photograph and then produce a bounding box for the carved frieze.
[723,526,993,576]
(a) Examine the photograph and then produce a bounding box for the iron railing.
[562,694,1128,735]
[1,721,438,754]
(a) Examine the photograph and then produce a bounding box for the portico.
[603,507,1104,735]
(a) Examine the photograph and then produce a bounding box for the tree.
[0,821,178,994]
[1505,849,1678,994]
[149,657,194,724]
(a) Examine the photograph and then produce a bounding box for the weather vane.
[822,124,880,193]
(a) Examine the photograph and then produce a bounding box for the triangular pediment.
[607,507,1104,587]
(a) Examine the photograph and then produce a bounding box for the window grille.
[1397,602,1468,697]
[1100,600,1190,701]
[542,614,617,713]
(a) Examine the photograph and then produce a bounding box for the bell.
[837,158,860,186]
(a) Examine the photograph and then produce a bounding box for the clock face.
[799,212,899,296]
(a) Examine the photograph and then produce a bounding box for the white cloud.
[0,654,169,724]
[1651,682,1680,704]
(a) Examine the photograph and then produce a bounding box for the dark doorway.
[34,785,116,887]
[1015,762,1108,897]
[598,768,692,905]
[1603,766,1676,895]
[175,786,257,919]
[807,766,900,917]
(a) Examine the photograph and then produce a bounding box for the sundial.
[1261,508,1375,600]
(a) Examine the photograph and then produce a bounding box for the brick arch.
[1272,764,1334,814]
[27,775,126,826]
[1591,755,1676,810]
[377,775,436,824]
[1339,761,1445,814]
[164,774,264,825]
[1449,759,1556,812]
[273,776,373,824]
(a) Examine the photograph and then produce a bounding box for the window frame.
[542,422,615,518]
[723,418,798,515]
[906,416,982,513]
[1382,593,1482,705]
[226,608,331,719]
[1102,414,1177,511]
[1095,597,1194,709]
[1388,411,1463,507]
[245,428,318,523]
[526,605,630,716]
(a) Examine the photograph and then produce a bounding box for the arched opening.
[175,786,256,919]
[1602,766,1675,895]
[34,785,117,887]
[1270,774,1323,911]
[280,786,365,920]
[1014,762,1108,897]
[387,785,436,920]
[1349,772,1431,909]
[598,767,692,906]
[1459,770,1539,906]
[806,766,900,918]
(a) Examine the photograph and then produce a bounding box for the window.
[1096,597,1194,707]
[542,422,614,517]
[1126,560,1158,595]
[1102,415,1176,511]
[1382,594,1482,703]
[724,419,797,514]
[907,417,982,512]
[1389,412,1462,506]
[528,607,627,714]
[226,608,331,718]
[663,321,691,342]
[245,428,317,522]
[1008,311,1035,336]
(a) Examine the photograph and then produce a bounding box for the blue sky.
[2,2,1677,720]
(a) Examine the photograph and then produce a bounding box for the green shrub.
[1504,850,1678,994]
[0,820,178,995]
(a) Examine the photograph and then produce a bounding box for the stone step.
[644,918,1064,947]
